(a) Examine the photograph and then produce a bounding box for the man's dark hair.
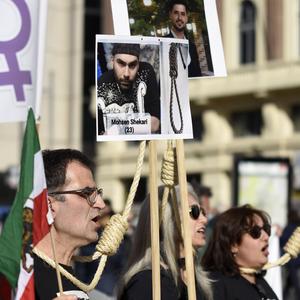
[111,43,140,58]
[42,149,94,192]
[167,0,189,13]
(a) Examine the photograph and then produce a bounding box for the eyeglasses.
[189,204,206,220]
[247,223,271,239]
[48,187,103,206]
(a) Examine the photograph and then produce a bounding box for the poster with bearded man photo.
[96,35,193,142]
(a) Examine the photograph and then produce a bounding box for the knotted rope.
[33,140,146,292]
[169,43,184,134]
[240,226,300,275]
[160,140,181,234]
[161,140,177,187]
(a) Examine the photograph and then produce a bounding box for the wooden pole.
[176,139,196,300]
[149,140,161,300]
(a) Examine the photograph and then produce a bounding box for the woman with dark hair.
[118,184,213,300]
[202,204,279,300]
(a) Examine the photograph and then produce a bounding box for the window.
[266,0,283,60]
[240,0,256,64]
[192,115,204,141]
[292,105,300,132]
[231,109,262,137]
[187,174,202,186]
[123,177,147,203]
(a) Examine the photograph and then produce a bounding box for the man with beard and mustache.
[97,43,160,135]
[166,0,202,77]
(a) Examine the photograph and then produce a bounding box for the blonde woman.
[118,184,213,300]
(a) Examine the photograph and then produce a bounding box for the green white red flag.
[0,108,53,299]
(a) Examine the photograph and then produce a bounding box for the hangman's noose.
[169,43,184,134]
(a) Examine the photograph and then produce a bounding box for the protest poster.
[96,35,193,141]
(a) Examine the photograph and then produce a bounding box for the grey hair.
[173,184,213,300]
[118,183,212,300]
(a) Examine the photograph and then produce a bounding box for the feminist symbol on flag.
[0,0,32,102]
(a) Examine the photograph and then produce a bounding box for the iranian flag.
[0,108,53,299]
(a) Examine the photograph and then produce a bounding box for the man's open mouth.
[92,215,101,223]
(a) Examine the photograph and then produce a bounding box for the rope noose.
[160,140,182,236]
[169,43,184,134]
[33,140,146,292]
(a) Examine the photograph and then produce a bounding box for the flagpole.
[50,226,64,295]
[34,113,64,295]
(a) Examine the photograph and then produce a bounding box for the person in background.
[202,204,279,300]
[190,181,218,259]
[118,184,213,300]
